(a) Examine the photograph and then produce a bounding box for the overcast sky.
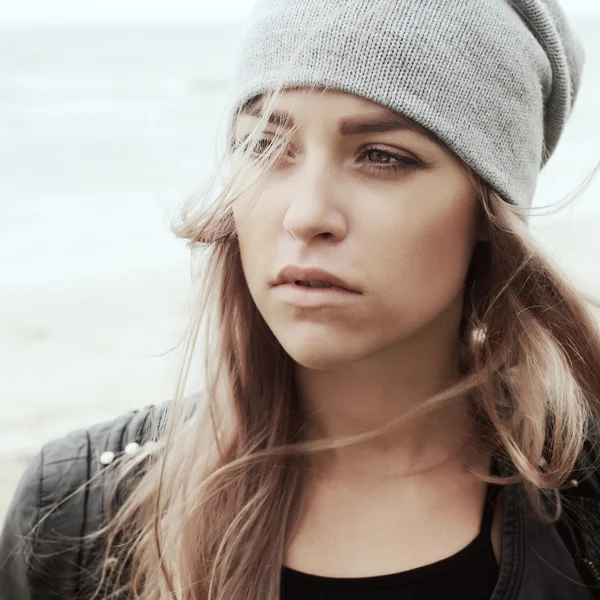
[1,0,598,26]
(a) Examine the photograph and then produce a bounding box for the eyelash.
[236,137,422,176]
[357,147,421,177]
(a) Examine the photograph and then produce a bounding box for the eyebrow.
[239,97,439,143]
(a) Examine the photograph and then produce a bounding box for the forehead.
[238,89,443,145]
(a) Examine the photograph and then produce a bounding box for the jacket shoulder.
[0,401,169,600]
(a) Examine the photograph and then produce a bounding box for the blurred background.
[0,0,599,518]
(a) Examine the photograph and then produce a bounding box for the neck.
[295,310,481,482]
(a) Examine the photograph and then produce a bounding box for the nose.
[282,155,348,244]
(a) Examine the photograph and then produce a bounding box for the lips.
[272,266,361,293]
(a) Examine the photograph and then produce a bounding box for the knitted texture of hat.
[223,0,585,209]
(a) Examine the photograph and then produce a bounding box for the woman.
[1,0,599,598]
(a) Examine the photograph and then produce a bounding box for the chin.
[275,327,370,370]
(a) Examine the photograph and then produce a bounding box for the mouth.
[271,266,362,308]
[271,281,361,308]
[272,266,361,294]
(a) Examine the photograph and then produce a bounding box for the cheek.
[233,192,281,291]
[415,207,475,275]
[233,205,258,291]
[233,182,282,235]
[371,186,478,318]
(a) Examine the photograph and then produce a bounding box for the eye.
[248,138,275,157]
[234,134,290,160]
[357,147,422,177]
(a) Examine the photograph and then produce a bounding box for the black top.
[280,482,500,599]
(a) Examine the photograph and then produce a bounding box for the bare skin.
[284,454,504,577]
[233,88,501,576]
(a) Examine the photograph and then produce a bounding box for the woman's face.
[232,89,484,370]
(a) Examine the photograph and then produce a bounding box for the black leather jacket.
[2,402,600,599]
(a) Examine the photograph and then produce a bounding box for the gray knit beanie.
[223,0,585,209]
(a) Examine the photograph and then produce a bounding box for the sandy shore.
[0,259,194,519]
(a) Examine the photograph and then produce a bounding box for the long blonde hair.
[73,76,600,599]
